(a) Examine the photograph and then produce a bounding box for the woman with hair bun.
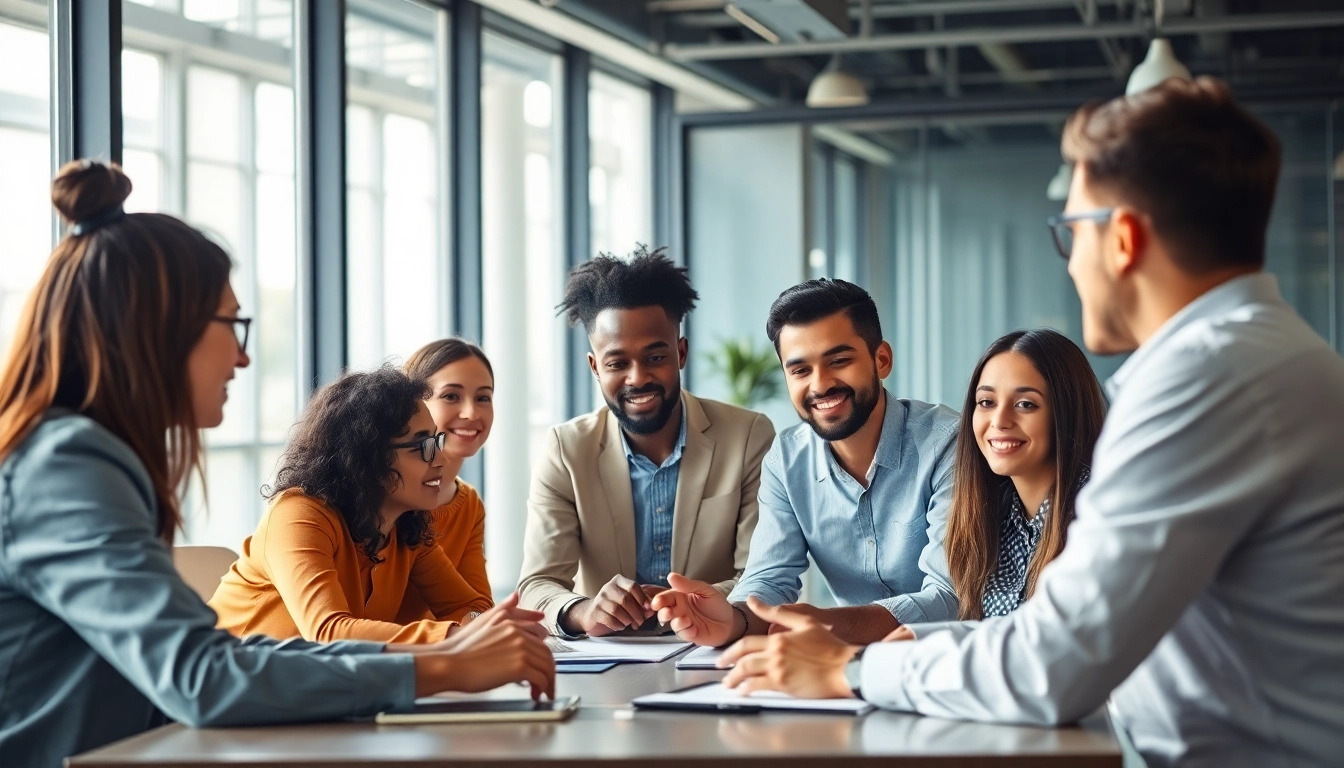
[0,160,553,768]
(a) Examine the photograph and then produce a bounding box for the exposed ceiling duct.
[725,0,851,42]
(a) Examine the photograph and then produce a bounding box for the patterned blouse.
[981,488,1049,618]
[980,471,1089,618]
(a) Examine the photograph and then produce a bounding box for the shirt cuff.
[351,651,419,716]
[554,596,589,639]
[857,640,921,712]
[903,621,977,642]
[875,594,926,625]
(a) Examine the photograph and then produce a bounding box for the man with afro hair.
[517,246,775,638]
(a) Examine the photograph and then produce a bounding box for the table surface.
[70,657,1122,767]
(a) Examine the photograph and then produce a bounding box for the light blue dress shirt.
[860,274,1344,768]
[728,391,960,624]
[620,412,686,587]
[0,412,417,768]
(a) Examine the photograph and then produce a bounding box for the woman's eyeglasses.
[1046,208,1115,260]
[392,432,447,463]
[212,316,253,353]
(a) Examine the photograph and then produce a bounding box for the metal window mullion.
[51,0,122,167]
[294,0,348,400]
[434,7,452,341]
[448,0,483,490]
[372,106,387,361]
[562,42,590,420]
[651,82,676,258]
[242,74,261,447]
[448,0,482,342]
[164,48,188,216]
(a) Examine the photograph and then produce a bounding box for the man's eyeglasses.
[392,432,447,463]
[1046,208,1115,260]
[212,316,253,353]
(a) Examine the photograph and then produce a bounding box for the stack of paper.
[547,636,692,664]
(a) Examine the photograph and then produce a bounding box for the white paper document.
[633,681,873,714]
[674,645,730,670]
[547,636,692,664]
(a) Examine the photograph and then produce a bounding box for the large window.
[123,0,298,549]
[481,31,566,594]
[345,0,449,371]
[589,70,651,257]
[0,3,52,364]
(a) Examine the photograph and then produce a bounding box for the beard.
[800,375,882,442]
[606,380,682,436]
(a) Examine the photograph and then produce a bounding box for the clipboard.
[631,682,873,716]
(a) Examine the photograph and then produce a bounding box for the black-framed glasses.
[1046,208,1115,260]
[212,316,252,353]
[392,432,446,463]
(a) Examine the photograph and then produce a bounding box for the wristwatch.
[843,649,865,698]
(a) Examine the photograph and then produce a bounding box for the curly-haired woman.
[210,366,493,643]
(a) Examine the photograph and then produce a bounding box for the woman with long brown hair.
[0,161,553,768]
[395,338,498,622]
[943,328,1106,620]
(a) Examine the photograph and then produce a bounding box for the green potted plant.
[703,337,782,409]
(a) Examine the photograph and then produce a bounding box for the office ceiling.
[553,0,1344,110]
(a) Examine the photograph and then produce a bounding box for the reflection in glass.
[482,31,567,595]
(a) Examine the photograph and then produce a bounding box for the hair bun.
[51,159,133,225]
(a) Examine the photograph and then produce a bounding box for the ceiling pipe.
[663,11,1344,61]
[657,0,1128,23]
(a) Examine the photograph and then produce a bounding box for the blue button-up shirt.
[620,412,686,587]
[729,391,960,624]
[860,274,1344,768]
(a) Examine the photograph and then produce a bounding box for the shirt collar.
[1106,272,1282,400]
[620,402,687,469]
[814,389,904,483]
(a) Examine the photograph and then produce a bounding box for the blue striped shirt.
[621,413,686,587]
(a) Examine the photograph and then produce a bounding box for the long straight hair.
[0,160,231,542]
[945,329,1106,620]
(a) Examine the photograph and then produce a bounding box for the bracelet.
[729,602,751,643]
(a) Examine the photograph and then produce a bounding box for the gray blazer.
[0,412,416,768]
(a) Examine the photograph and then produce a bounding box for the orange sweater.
[209,490,493,644]
[395,479,493,623]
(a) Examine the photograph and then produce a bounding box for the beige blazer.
[517,391,775,633]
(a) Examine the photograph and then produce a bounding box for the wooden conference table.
[70,657,1122,767]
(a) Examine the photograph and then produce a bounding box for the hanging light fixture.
[1046,163,1073,201]
[1126,38,1192,95]
[1126,1,1190,95]
[807,54,868,108]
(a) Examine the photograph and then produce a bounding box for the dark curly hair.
[557,245,699,333]
[266,366,434,564]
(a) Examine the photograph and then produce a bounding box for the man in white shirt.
[715,77,1344,768]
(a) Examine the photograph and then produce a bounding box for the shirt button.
[656,507,663,513]
[656,545,664,552]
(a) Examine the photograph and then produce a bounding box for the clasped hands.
[559,574,669,636]
[649,572,915,699]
